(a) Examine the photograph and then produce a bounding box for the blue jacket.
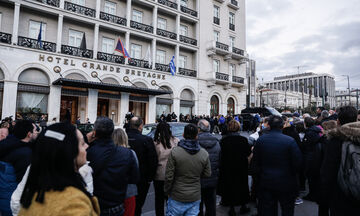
[254,129,302,193]
[87,138,139,210]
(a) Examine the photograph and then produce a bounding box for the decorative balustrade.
[179,68,196,77]
[155,63,170,72]
[213,17,220,25]
[100,12,126,26]
[216,72,229,81]
[216,42,229,51]
[128,58,151,68]
[18,36,56,52]
[130,21,153,33]
[64,1,96,17]
[180,6,198,17]
[0,32,11,44]
[229,23,235,31]
[158,0,178,9]
[232,47,244,56]
[232,76,244,84]
[156,29,177,40]
[179,35,197,46]
[35,0,60,7]
[231,0,238,7]
[61,45,93,59]
[97,52,125,64]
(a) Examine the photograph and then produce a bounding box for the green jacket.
[164,146,211,202]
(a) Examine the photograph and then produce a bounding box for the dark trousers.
[258,188,295,216]
[318,204,329,216]
[135,181,150,216]
[154,180,166,216]
[199,187,216,216]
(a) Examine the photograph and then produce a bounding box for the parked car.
[240,107,281,131]
[77,123,94,135]
[142,122,188,140]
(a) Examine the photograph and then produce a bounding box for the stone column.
[93,24,99,59]
[126,0,132,27]
[152,39,156,69]
[95,0,101,19]
[172,98,180,121]
[59,0,65,8]
[148,95,157,123]
[87,89,98,123]
[125,32,130,64]
[2,81,18,118]
[56,15,63,53]
[175,45,179,74]
[12,3,20,45]
[47,85,62,123]
[176,14,180,40]
[153,5,158,35]
[119,92,130,126]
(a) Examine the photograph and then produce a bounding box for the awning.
[52,78,172,96]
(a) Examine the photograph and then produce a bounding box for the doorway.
[129,101,147,124]
[97,98,109,117]
[60,96,78,123]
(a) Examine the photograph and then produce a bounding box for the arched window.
[102,77,119,85]
[65,73,86,81]
[227,98,235,116]
[210,95,219,117]
[156,86,173,118]
[180,89,194,116]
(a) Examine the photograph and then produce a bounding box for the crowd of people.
[0,105,359,216]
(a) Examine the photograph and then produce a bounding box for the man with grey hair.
[197,119,221,216]
[127,116,158,216]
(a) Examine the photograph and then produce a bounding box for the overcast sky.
[246,0,360,90]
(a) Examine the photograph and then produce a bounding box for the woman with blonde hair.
[112,128,138,216]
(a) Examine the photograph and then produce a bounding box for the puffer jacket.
[198,132,220,188]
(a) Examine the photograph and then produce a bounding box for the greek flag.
[37,22,43,48]
[169,56,176,76]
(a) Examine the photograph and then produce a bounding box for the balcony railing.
[64,1,96,17]
[97,52,125,64]
[231,0,238,7]
[229,23,235,31]
[216,42,229,51]
[216,72,229,81]
[155,63,170,72]
[213,17,220,25]
[158,0,178,9]
[18,36,57,52]
[100,12,126,26]
[35,0,60,7]
[156,29,177,40]
[232,47,244,55]
[179,35,197,46]
[179,68,196,77]
[180,6,198,17]
[232,76,244,84]
[130,21,153,33]
[0,32,12,44]
[128,58,151,68]
[61,45,93,59]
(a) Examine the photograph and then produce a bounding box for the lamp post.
[342,75,351,105]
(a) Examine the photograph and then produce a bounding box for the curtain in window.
[17,92,48,113]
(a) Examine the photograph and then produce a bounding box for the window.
[180,25,188,36]
[104,1,116,15]
[229,12,235,25]
[68,30,83,47]
[229,64,235,75]
[131,44,142,59]
[229,36,235,48]
[213,31,219,42]
[157,18,167,30]
[156,50,166,64]
[29,20,46,40]
[0,13,2,30]
[132,10,143,23]
[180,0,188,7]
[213,5,219,18]
[102,37,114,53]
[213,60,220,73]
[179,55,187,68]
[71,0,85,6]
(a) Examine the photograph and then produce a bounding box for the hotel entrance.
[97,98,109,117]
[129,101,147,124]
[60,96,78,123]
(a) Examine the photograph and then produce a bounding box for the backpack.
[0,161,17,215]
[337,141,360,201]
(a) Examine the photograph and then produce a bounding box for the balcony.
[179,68,196,77]
[97,52,125,64]
[156,29,177,40]
[158,0,178,10]
[228,0,240,10]
[216,72,229,81]
[215,0,225,3]
[229,23,235,31]
[128,58,151,69]
[100,12,126,26]
[155,63,170,72]
[207,41,230,56]
[213,17,220,25]
[179,35,197,46]
[232,76,244,84]
[64,1,96,18]
[61,45,93,59]
[18,36,56,52]
[35,0,60,7]
[231,47,246,60]
[130,21,153,33]
[180,6,198,17]
[0,32,12,44]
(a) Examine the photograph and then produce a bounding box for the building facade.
[335,89,359,108]
[263,72,336,109]
[0,0,247,125]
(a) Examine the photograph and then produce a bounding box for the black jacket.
[282,125,301,148]
[303,126,321,156]
[0,136,32,183]
[87,138,139,210]
[198,132,220,188]
[127,128,158,182]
